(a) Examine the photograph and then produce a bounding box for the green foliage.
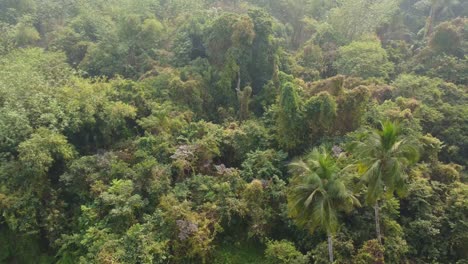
[429,18,466,57]
[18,128,75,173]
[353,239,385,264]
[275,82,304,151]
[288,147,359,234]
[308,233,355,264]
[446,183,468,260]
[393,74,442,103]
[335,85,371,134]
[79,14,166,78]
[0,107,33,153]
[335,38,394,80]
[352,121,419,205]
[99,179,145,228]
[0,228,54,264]
[238,86,252,121]
[13,16,40,47]
[241,149,287,181]
[304,92,337,142]
[391,74,468,165]
[213,241,268,264]
[222,119,271,165]
[329,0,400,40]
[265,240,308,264]
[241,176,287,239]
[0,22,16,55]
[410,18,468,84]
[0,1,466,263]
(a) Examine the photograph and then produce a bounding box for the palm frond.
[287,147,359,235]
[354,120,419,204]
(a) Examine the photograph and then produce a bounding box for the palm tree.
[424,0,460,38]
[353,121,418,244]
[288,147,360,263]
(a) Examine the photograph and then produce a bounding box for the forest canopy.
[0,0,467,263]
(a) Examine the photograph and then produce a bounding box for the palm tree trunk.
[236,70,241,92]
[374,201,382,244]
[424,2,436,38]
[328,233,334,263]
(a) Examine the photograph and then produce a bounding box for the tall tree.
[275,82,303,152]
[328,0,400,40]
[424,0,460,38]
[288,147,359,262]
[353,121,418,244]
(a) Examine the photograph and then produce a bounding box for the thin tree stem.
[328,233,334,263]
[374,201,382,244]
[425,3,435,38]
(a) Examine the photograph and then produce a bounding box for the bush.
[353,239,385,264]
[265,240,308,264]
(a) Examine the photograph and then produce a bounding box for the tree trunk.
[328,233,334,263]
[374,201,382,244]
[425,3,435,38]
[236,70,241,92]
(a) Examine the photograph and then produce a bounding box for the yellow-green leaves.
[18,128,75,173]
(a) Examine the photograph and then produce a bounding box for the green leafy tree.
[429,20,463,56]
[0,1,466,262]
[0,0,36,24]
[303,92,337,144]
[353,239,385,264]
[221,119,271,166]
[0,22,16,55]
[410,18,467,84]
[445,182,468,260]
[265,239,307,264]
[18,128,75,174]
[80,14,165,78]
[237,85,252,122]
[335,85,371,134]
[275,82,304,152]
[288,147,359,262]
[329,0,400,40]
[13,16,40,47]
[334,38,394,80]
[352,121,419,244]
[241,149,287,181]
[424,0,460,38]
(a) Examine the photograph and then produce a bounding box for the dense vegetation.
[0,0,467,263]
